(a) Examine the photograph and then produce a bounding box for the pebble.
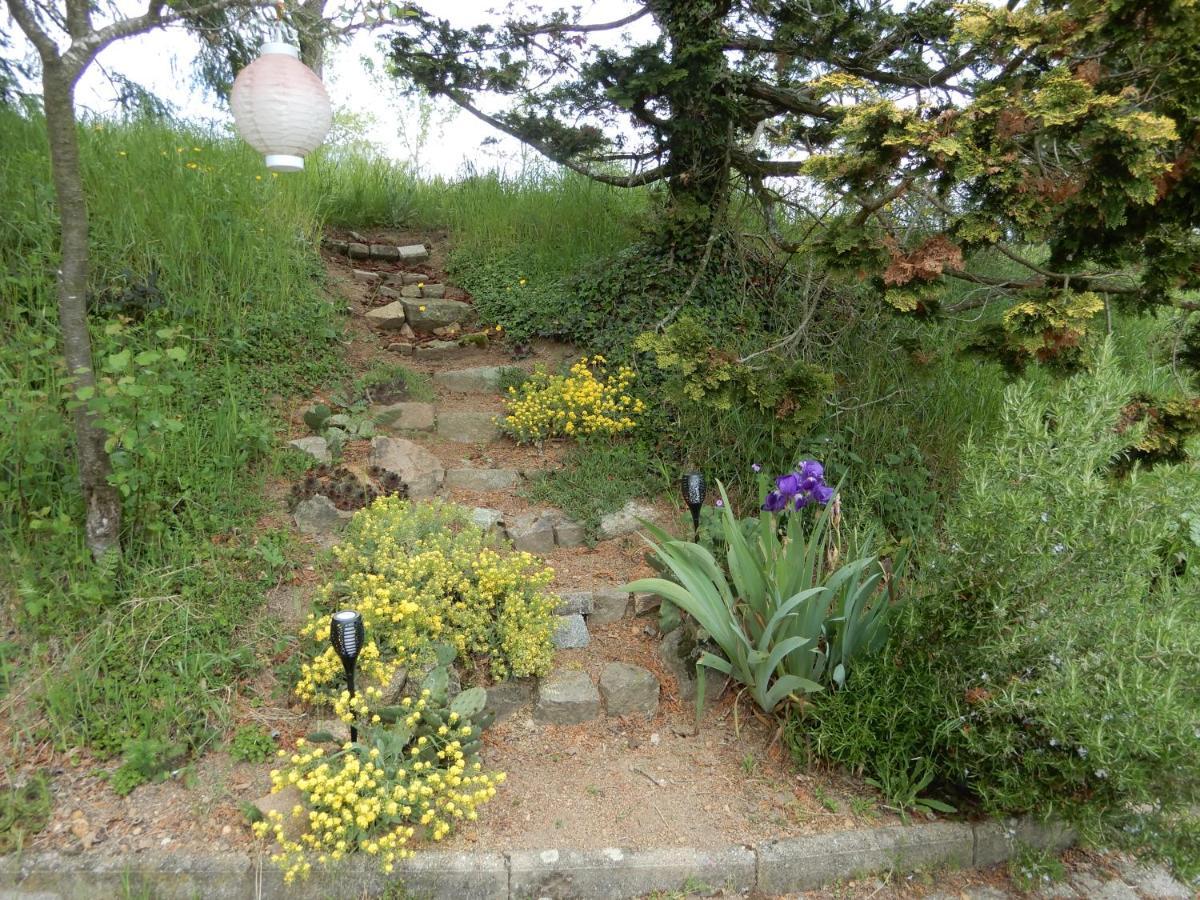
[649,732,660,746]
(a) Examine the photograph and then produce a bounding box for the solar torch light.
[329,609,365,742]
[681,471,706,541]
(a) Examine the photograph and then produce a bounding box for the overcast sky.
[18,1,652,179]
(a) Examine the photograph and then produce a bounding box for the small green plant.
[496,366,529,393]
[741,752,757,776]
[109,738,187,797]
[864,756,956,823]
[814,785,839,813]
[627,467,902,718]
[228,724,276,763]
[1009,843,1067,892]
[848,796,877,819]
[0,773,53,853]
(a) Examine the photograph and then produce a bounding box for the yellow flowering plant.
[499,355,645,444]
[257,679,505,881]
[295,497,557,715]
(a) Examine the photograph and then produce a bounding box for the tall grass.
[0,108,343,752]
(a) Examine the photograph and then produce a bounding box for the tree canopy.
[389,0,1200,365]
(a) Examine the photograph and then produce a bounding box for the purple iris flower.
[775,472,802,496]
[794,493,809,510]
[812,483,835,504]
[762,491,788,512]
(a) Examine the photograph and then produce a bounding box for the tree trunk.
[41,63,122,559]
[295,0,326,77]
[653,0,736,257]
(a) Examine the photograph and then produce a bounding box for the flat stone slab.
[351,268,380,284]
[757,823,974,894]
[436,410,501,444]
[598,500,657,540]
[483,678,534,722]
[400,284,422,298]
[287,436,330,464]
[368,436,444,498]
[507,511,557,555]
[445,468,518,492]
[509,846,756,900]
[369,244,400,261]
[421,283,446,298]
[589,588,630,626]
[364,300,408,330]
[347,241,369,259]
[414,340,463,360]
[551,613,590,649]
[470,507,505,534]
[553,517,587,548]
[253,785,306,843]
[397,243,430,262]
[372,402,435,432]
[534,669,600,724]
[294,494,350,536]
[599,662,659,718]
[402,297,472,332]
[555,591,595,616]
[434,366,503,393]
[633,592,661,617]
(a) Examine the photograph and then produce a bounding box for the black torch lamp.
[329,609,365,742]
[681,471,706,540]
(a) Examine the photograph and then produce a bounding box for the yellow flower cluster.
[256,695,505,882]
[294,497,557,710]
[500,356,645,443]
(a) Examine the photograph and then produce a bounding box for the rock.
[386,342,414,356]
[1115,861,1191,899]
[368,436,445,498]
[373,402,436,432]
[402,297,473,333]
[377,285,401,301]
[294,494,350,536]
[401,272,426,285]
[659,627,726,707]
[590,589,630,626]
[432,324,462,339]
[253,785,307,843]
[470,507,505,534]
[436,410,501,444]
[553,518,588,548]
[397,243,430,263]
[599,662,659,718]
[633,592,661,617]
[364,666,408,703]
[347,230,367,243]
[370,244,400,261]
[484,678,535,722]
[400,284,423,298]
[351,269,380,284]
[323,238,348,254]
[434,366,502,393]
[507,511,557,555]
[445,468,519,492]
[598,500,658,540]
[534,670,600,725]
[364,300,409,330]
[555,591,595,616]
[552,614,590,649]
[402,662,460,702]
[287,436,330,463]
[421,283,446,298]
[347,242,370,259]
[414,340,462,360]
[399,323,417,339]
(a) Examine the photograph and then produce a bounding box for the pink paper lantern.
[230,41,332,172]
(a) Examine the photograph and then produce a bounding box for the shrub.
[228,724,276,763]
[499,356,644,444]
[627,468,900,717]
[295,498,556,714]
[805,347,1200,870]
[258,666,501,882]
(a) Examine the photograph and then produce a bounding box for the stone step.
[531,662,661,725]
[445,467,519,491]
[433,365,503,393]
[436,409,502,444]
[551,613,590,649]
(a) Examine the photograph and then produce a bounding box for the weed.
[228,724,276,763]
[741,752,757,776]
[849,796,878,819]
[1009,843,1067,892]
[109,738,188,797]
[813,785,839,813]
[0,773,52,853]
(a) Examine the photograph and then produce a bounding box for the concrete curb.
[0,817,1074,899]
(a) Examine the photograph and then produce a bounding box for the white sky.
[36,1,652,179]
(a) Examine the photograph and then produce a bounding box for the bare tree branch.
[513,6,650,37]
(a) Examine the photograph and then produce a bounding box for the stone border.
[0,817,1073,899]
